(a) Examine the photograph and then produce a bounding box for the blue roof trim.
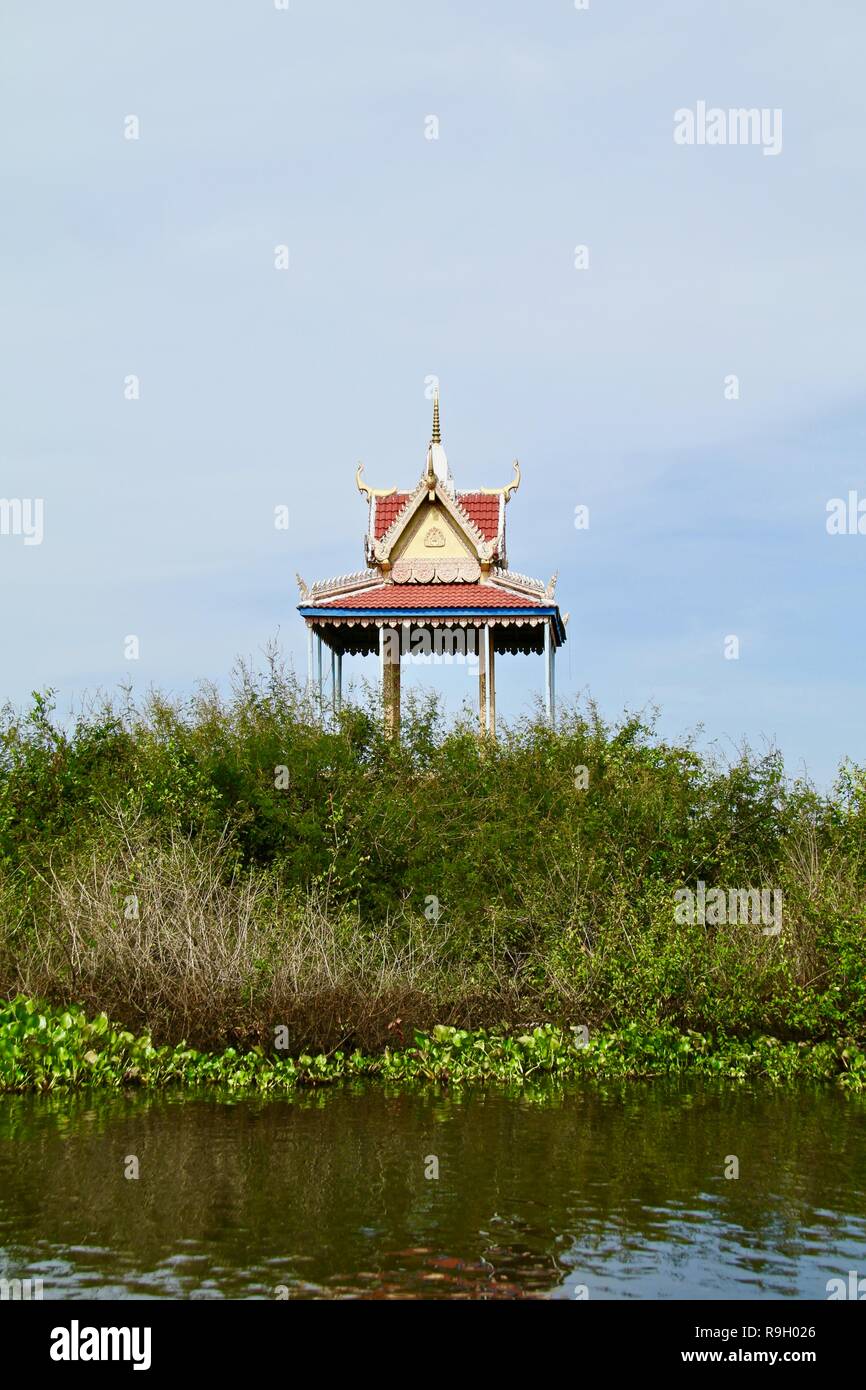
[298,604,567,644]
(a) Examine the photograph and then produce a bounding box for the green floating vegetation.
[2,998,865,1095]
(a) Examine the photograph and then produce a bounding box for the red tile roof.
[372,493,411,539]
[314,584,542,610]
[371,490,501,544]
[456,493,500,542]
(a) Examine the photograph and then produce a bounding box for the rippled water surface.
[1,1081,865,1299]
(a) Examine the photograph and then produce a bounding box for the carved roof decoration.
[392,557,481,583]
[492,569,546,596]
[308,569,383,600]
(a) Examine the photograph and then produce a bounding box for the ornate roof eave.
[306,569,384,602]
[297,600,567,646]
[491,569,546,597]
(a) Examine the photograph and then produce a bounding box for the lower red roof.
[314,584,542,610]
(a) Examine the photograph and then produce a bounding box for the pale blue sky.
[2,1,865,784]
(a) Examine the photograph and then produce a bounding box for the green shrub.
[0,660,864,1052]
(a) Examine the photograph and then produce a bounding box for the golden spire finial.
[425,385,452,491]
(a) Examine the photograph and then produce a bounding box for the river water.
[1,1080,864,1299]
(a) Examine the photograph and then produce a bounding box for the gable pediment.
[391,498,475,562]
[373,480,494,566]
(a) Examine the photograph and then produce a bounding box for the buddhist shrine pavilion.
[297,390,567,734]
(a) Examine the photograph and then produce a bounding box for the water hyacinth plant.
[3,999,865,1094]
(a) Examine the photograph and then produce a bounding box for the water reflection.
[0,1081,864,1299]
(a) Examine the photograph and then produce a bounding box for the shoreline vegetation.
[2,998,865,1093]
[1,658,866,1085]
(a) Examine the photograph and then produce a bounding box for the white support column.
[330,647,337,715]
[316,632,323,716]
[478,622,487,735]
[545,619,556,728]
[335,651,342,713]
[307,624,314,699]
[486,624,495,736]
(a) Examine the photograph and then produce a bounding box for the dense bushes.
[0,658,864,1052]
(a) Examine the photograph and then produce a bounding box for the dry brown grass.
[1,814,520,1051]
[3,808,863,1052]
